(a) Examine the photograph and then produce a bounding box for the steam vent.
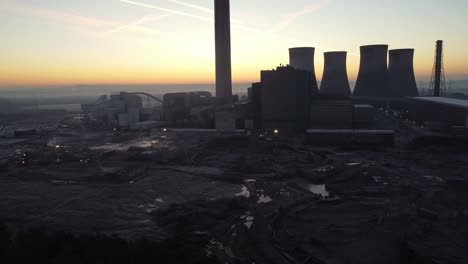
[353,45,390,97]
[320,51,351,96]
[388,49,419,97]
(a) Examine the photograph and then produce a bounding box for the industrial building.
[388,49,419,97]
[320,52,351,96]
[163,92,214,127]
[247,82,262,129]
[353,45,390,97]
[82,92,148,128]
[310,95,353,129]
[407,97,468,127]
[260,66,312,130]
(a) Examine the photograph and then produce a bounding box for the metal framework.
[429,40,446,97]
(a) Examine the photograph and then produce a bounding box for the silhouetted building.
[289,47,319,95]
[310,95,353,129]
[163,92,213,126]
[247,82,262,129]
[215,0,233,99]
[320,52,351,96]
[353,45,390,97]
[353,104,377,129]
[407,97,468,127]
[261,66,312,130]
[388,49,419,97]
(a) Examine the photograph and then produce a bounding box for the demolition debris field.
[0,112,468,264]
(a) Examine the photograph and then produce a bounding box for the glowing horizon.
[1,0,467,88]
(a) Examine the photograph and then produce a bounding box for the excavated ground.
[0,115,467,264]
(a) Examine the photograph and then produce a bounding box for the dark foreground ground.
[1,114,468,264]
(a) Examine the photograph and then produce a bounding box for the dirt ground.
[0,113,468,264]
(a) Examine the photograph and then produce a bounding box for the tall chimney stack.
[215,0,233,100]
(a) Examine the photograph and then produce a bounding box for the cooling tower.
[289,47,319,94]
[320,51,351,96]
[388,49,419,97]
[215,0,232,99]
[353,45,390,97]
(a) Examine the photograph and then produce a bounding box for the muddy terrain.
[0,113,467,264]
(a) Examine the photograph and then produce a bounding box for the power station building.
[260,66,313,130]
[407,97,468,127]
[310,95,353,129]
[320,52,351,96]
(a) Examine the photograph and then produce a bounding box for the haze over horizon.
[1,0,467,88]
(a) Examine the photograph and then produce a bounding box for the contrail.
[120,0,259,32]
[105,14,171,35]
[270,0,330,33]
[167,0,213,14]
[120,0,212,22]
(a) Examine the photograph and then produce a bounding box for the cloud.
[0,0,177,39]
[0,0,113,29]
[270,0,330,33]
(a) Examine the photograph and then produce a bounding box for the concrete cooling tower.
[353,45,390,97]
[289,47,319,94]
[388,49,419,97]
[320,51,351,96]
[215,0,232,99]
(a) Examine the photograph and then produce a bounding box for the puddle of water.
[424,175,444,182]
[51,180,78,184]
[257,195,272,204]
[90,139,153,151]
[314,165,335,173]
[244,216,255,229]
[308,184,330,198]
[235,186,251,198]
[372,176,384,183]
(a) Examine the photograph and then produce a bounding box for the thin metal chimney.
[289,47,319,94]
[320,51,351,96]
[429,40,445,97]
[388,49,419,97]
[215,0,233,99]
[353,45,390,97]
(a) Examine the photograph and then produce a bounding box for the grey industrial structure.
[82,92,143,128]
[353,45,390,97]
[407,97,468,127]
[388,49,419,97]
[429,40,446,96]
[320,51,351,96]
[215,0,233,100]
[310,95,353,129]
